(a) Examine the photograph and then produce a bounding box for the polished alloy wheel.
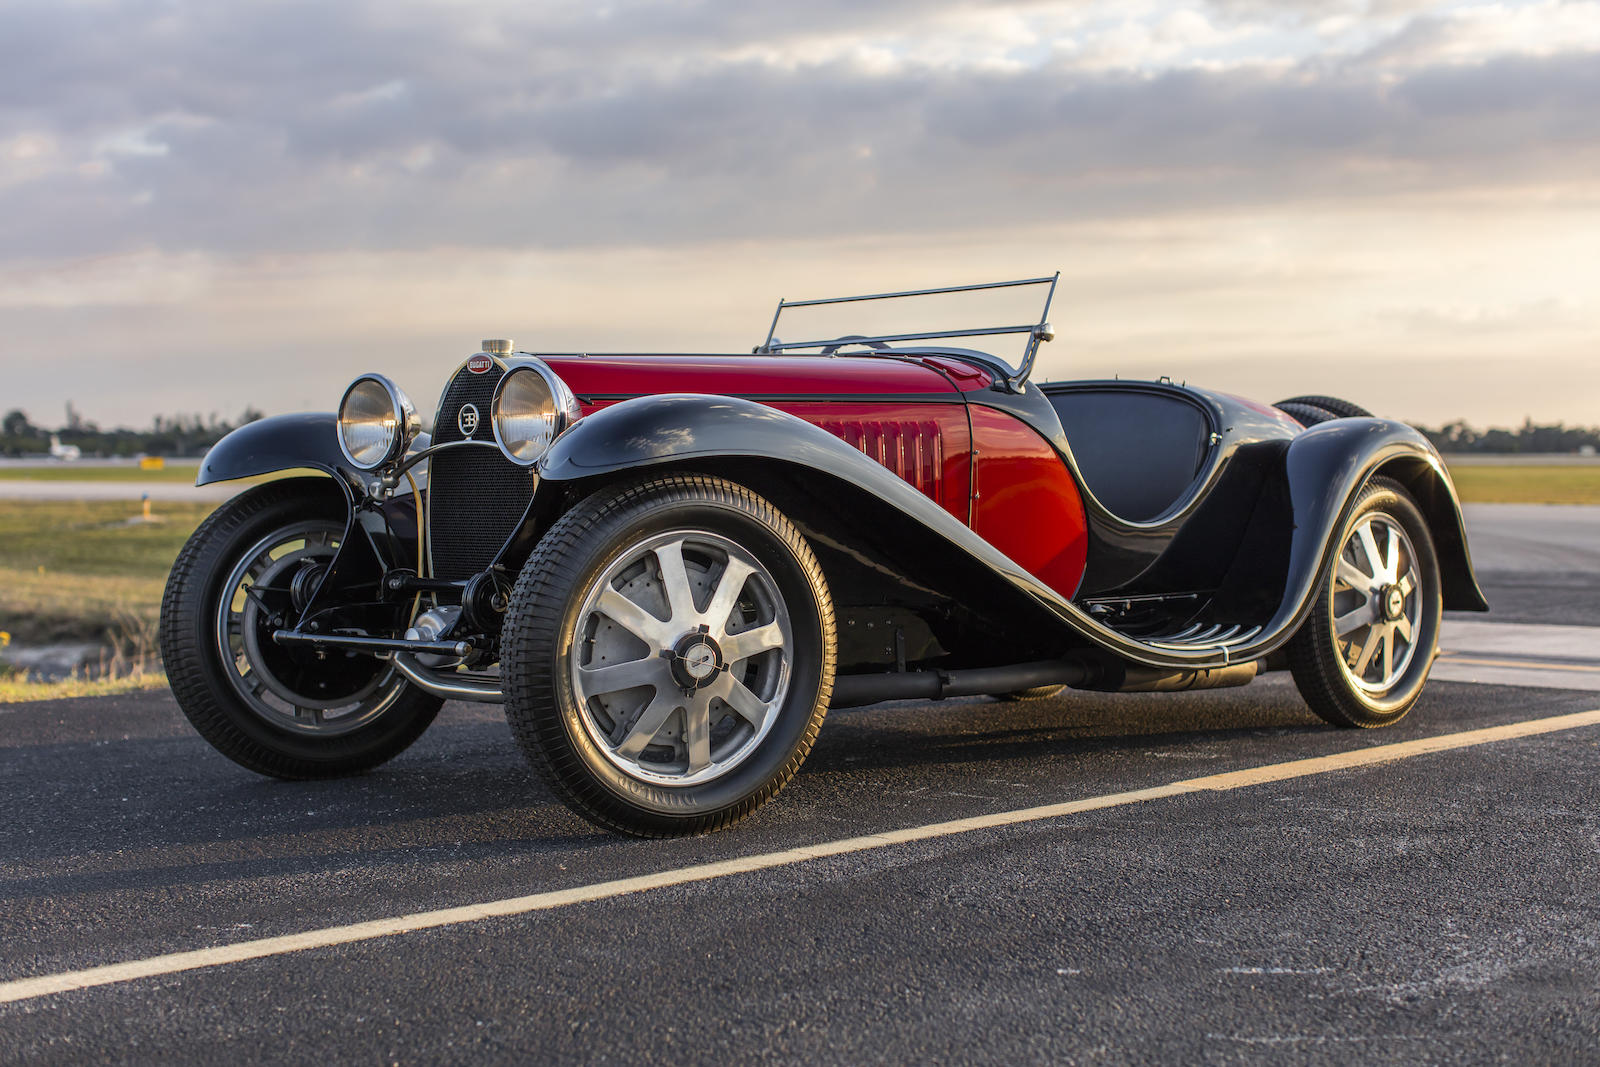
[1329,513,1423,694]
[570,530,794,786]
[214,519,403,735]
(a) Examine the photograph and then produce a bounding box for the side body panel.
[537,395,1482,668]
[767,401,972,522]
[968,406,1088,598]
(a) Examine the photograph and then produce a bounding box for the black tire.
[1276,394,1374,425]
[159,479,442,778]
[1287,477,1441,728]
[503,474,836,837]
[1275,401,1338,428]
[993,685,1066,702]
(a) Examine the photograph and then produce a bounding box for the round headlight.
[337,374,419,470]
[491,361,581,467]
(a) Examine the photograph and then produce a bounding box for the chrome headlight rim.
[337,373,421,471]
[491,359,582,468]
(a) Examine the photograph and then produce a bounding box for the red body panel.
[541,354,960,398]
[541,351,1087,592]
[768,402,972,522]
[969,406,1088,598]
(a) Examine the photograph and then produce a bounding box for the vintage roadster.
[160,276,1486,836]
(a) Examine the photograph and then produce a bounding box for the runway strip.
[5,707,1599,1007]
[1436,620,1600,691]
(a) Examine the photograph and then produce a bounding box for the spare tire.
[1275,401,1337,427]
[1277,394,1373,420]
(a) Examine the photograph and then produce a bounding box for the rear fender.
[1277,419,1488,624]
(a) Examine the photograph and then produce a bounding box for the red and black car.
[160,276,1486,835]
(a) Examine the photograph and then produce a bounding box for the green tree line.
[1415,419,1600,454]
[1,408,265,458]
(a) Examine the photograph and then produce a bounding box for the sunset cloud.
[1,0,1596,425]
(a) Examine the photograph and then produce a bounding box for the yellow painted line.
[4,708,1599,1006]
[1440,654,1600,674]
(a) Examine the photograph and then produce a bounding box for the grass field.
[0,498,214,701]
[0,499,214,645]
[0,463,203,482]
[1446,464,1600,506]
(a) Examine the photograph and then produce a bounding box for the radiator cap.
[481,339,513,355]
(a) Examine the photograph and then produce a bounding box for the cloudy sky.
[2,0,1597,428]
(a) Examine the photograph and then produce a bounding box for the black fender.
[197,412,436,490]
[197,413,349,486]
[1276,418,1487,624]
[197,415,431,632]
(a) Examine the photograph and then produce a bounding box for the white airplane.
[48,434,82,461]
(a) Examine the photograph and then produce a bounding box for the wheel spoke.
[1394,613,1414,644]
[703,557,756,634]
[597,587,668,646]
[1357,523,1384,581]
[578,657,669,699]
[712,674,772,728]
[1382,524,1402,583]
[721,622,785,664]
[653,541,697,625]
[615,689,682,759]
[1352,626,1382,677]
[1379,625,1394,683]
[1336,558,1372,593]
[1333,604,1371,637]
[683,702,712,774]
[1397,573,1415,599]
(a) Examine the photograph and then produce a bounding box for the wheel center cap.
[1380,584,1405,621]
[684,643,717,679]
[666,628,724,690]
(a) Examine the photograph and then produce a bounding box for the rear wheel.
[160,480,442,778]
[503,474,836,837]
[1287,478,1441,728]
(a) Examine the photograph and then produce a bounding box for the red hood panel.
[536,354,962,398]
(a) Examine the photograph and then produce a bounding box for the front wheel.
[502,474,836,837]
[159,479,442,778]
[1287,477,1442,728]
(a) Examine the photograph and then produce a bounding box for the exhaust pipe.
[831,660,1090,709]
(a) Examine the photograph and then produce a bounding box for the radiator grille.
[427,363,535,581]
[814,419,945,501]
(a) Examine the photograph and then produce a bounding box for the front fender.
[197,413,348,486]
[197,413,431,492]
[1277,418,1488,624]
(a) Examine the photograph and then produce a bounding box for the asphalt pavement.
[2,507,1598,1063]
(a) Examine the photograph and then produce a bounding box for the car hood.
[535,353,967,404]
